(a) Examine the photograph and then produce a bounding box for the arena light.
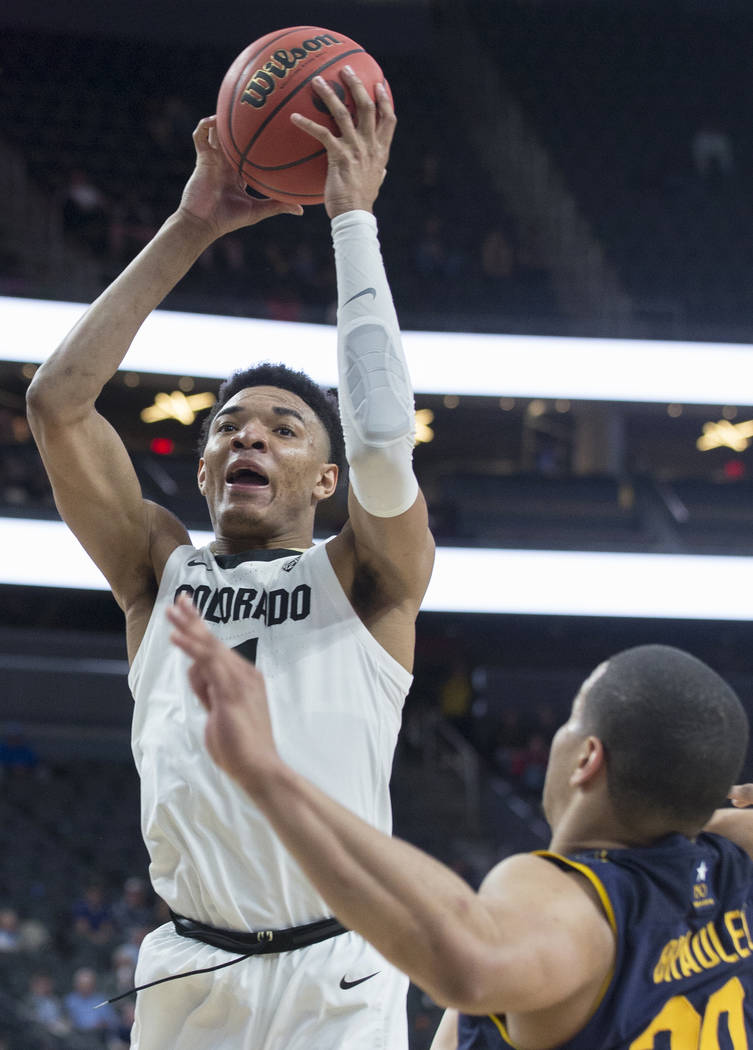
[2,517,752,621]
[414,408,434,444]
[5,295,753,405]
[697,418,753,452]
[141,390,216,424]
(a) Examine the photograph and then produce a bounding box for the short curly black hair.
[198,362,345,473]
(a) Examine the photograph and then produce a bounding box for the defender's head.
[544,644,748,839]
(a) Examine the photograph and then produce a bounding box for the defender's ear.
[570,737,606,788]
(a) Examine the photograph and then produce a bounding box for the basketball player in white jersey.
[27,68,434,1050]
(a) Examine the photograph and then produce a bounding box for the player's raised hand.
[290,67,395,218]
[167,594,280,793]
[179,116,303,237]
[729,784,753,808]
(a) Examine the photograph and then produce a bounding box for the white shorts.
[130,921,409,1050]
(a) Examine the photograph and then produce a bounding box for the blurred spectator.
[0,906,21,951]
[106,943,137,1001]
[113,927,143,972]
[509,731,550,794]
[111,876,152,938]
[18,915,52,953]
[64,967,119,1046]
[24,972,71,1039]
[692,120,735,184]
[72,882,115,948]
[110,1001,136,1049]
[438,659,474,739]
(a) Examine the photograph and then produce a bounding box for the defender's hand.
[290,68,395,218]
[178,116,303,238]
[167,594,281,791]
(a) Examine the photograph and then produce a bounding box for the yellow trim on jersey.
[488,1011,517,1047]
[476,851,620,1049]
[537,851,616,1030]
[535,849,618,934]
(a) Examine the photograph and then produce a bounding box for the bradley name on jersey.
[653,907,753,985]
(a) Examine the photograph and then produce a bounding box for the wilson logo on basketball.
[241,35,342,109]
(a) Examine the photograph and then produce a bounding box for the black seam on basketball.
[237,47,366,176]
[226,28,329,160]
[244,146,327,173]
[243,172,326,200]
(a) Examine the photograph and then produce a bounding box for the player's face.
[541,666,604,827]
[198,386,337,544]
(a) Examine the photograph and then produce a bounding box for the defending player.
[27,69,434,1050]
[167,594,753,1050]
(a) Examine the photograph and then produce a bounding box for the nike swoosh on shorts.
[339,971,380,990]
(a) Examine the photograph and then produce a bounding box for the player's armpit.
[345,484,435,602]
[326,504,434,671]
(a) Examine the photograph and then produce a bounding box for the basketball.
[216,26,392,205]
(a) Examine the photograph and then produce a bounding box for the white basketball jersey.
[129,541,411,931]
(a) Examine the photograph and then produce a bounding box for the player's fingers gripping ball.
[216,26,393,205]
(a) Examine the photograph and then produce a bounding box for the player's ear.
[570,736,605,788]
[313,463,338,503]
[197,458,207,495]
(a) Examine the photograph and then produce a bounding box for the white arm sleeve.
[332,209,418,518]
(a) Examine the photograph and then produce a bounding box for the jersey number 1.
[232,638,258,665]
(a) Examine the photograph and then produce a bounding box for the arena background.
[2,0,753,1045]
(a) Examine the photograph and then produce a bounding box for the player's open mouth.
[226,467,269,488]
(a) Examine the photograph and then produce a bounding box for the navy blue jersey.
[457,832,753,1050]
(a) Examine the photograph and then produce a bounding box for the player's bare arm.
[705,783,753,860]
[27,118,301,657]
[429,1009,459,1050]
[168,596,612,1041]
[294,69,435,669]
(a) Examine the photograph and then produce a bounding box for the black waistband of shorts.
[169,909,348,956]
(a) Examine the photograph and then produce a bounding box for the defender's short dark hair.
[198,362,345,472]
[581,644,748,833]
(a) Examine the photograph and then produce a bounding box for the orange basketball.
[216,26,392,205]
